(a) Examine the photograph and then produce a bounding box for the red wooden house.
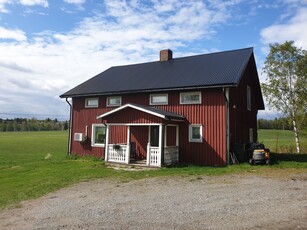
[60,48,264,167]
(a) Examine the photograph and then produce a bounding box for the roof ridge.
[60,47,256,99]
[108,47,254,69]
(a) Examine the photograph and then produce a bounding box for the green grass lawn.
[258,129,307,153]
[0,130,306,211]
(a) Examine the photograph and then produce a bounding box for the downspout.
[66,98,73,155]
[223,88,230,165]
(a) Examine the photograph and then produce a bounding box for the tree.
[262,41,307,153]
[64,120,69,130]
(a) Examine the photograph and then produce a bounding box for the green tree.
[262,41,307,153]
[6,122,14,132]
[64,121,69,130]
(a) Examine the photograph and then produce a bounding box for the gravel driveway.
[0,173,306,230]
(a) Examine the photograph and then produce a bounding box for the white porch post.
[147,142,150,166]
[126,125,130,164]
[176,125,180,163]
[176,125,179,146]
[158,124,164,167]
[105,124,110,162]
[147,126,151,166]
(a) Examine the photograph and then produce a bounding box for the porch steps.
[106,160,158,171]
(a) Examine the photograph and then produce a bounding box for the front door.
[150,126,159,147]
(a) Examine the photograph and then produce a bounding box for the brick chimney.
[160,49,173,62]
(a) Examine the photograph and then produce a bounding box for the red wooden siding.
[131,126,148,159]
[70,88,227,166]
[166,126,177,146]
[109,126,127,144]
[103,107,165,124]
[229,59,259,146]
[175,90,226,166]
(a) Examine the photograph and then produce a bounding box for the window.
[180,92,201,104]
[107,96,121,107]
[85,98,98,108]
[247,85,251,111]
[91,124,106,147]
[150,94,168,105]
[189,125,203,143]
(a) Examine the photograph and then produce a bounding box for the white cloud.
[0,0,243,119]
[0,0,13,12]
[0,26,27,41]
[63,0,85,4]
[260,7,307,49]
[18,0,48,7]
[0,0,48,12]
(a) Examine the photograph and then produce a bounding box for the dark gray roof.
[60,48,254,98]
[97,103,185,121]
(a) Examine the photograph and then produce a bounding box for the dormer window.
[180,92,201,104]
[150,94,168,105]
[107,96,121,107]
[85,98,98,108]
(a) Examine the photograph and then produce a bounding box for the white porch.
[105,124,179,167]
[96,103,185,167]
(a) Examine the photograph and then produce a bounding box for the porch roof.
[97,103,185,122]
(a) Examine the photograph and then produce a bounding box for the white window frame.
[189,124,203,143]
[85,98,98,108]
[150,93,168,105]
[247,85,251,111]
[107,96,122,107]
[180,92,201,104]
[91,124,106,147]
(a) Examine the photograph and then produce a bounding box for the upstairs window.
[91,124,106,147]
[247,85,251,111]
[180,92,201,104]
[85,98,98,108]
[189,124,203,143]
[107,96,121,107]
[150,94,168,105]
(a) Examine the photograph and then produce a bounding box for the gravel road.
[0,173,306,230]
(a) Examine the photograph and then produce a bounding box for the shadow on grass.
[271,153,307,164]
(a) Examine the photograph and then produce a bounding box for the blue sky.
[0,0,306,120]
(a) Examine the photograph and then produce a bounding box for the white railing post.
[158,124,163,167]
[147,142,150,166]
[105,125,110,162]
[126,126,130,164]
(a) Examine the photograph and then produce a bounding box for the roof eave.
[60,84,237,98]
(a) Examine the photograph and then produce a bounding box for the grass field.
[0,130,306,211]
[258,129,307,153]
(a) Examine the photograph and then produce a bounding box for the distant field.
[0,130,306,211]
[258,129,307,153]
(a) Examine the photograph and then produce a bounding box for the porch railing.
[146,145,179,167]
[147,146,160,167]
[108,144,178,166]
[108,144,128,163]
